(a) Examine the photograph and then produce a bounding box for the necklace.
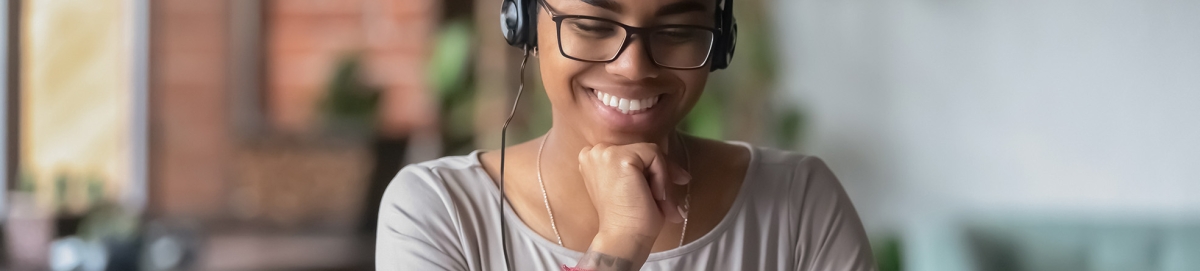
[536,130,692,248]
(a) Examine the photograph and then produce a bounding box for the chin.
[581,125,678,146]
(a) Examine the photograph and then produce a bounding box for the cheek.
[536,53,590,111]
[674,71,710,110]
[535,20,576,100]
[536,33,592,108]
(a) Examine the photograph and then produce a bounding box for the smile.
[591,89,661,115]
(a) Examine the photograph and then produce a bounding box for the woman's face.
[535,0,716,144]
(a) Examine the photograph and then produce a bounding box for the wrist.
[590,230,653,260]
[597,215,661,240]
[573,231,652,271]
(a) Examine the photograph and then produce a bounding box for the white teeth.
[593,89,660,115]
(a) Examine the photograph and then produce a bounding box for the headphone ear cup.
[709,38,725,71]
[709,3,737,71]
[501,0,538,49]
[724,19,737,66]
[501,0,528,47]
[710,27,736,71]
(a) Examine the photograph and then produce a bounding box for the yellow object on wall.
[20,0,133,214]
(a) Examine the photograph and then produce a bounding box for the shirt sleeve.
[790,156,878,271]
[376,165,470,271]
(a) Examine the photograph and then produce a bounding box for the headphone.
[500,0,738,71]
[495,1,736,270]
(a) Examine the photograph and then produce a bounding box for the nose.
[605,35,660,81]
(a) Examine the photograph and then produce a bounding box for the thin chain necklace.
[536,130,692,248]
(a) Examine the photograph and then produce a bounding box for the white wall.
[771,0,1200,232]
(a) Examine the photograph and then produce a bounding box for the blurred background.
[0,0,1197,270]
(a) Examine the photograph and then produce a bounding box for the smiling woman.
[375,0,877,270]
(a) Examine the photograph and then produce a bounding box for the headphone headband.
[501,0,736,71]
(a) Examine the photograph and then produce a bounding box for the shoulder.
[390,153,489,190]
[737,145,851,221]
[401,152,486,179]
[736,143,837,192]
[377,154,489,269]
[744,144,826,171]
[742,146,875,269]
[381,153,493,228]
[385,152,493,199]
[686,137,837,197]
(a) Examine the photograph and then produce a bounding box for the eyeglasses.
[541,2,718,70]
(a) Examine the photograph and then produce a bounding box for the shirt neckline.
[468,141,760,261]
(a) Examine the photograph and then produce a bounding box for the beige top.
[376,141,877,270]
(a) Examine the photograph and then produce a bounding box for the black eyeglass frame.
[539,1,720,70]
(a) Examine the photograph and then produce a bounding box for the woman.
[376,0,876,270]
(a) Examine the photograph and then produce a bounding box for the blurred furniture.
[907,217,1200,271]
[231,137,371,232]
[196,232,370,271]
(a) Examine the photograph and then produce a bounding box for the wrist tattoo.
[574,251,634,271]
[571,233,652,271]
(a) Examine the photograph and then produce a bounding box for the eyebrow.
[579,0,623,13]
[655,1,707,17]
[577,0,707,16]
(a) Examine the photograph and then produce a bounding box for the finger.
[669,172,689,223]
[670,162,691,185]
[656,151,690,218]
[623,143,688,223]
[625,143,671,201]
[659,159,689,223]
[646,159,670,201]
[656,198,683,224]
[656,177,685,225]
[671,179,688,222]
[578,146,593,172]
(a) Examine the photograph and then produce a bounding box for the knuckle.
[601,147,619,159]
[620,159,641,170]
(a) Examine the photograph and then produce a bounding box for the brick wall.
[149,0,231,220]
[149,0,439,223]
[266,0,438,137]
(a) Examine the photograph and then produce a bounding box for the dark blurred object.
[874,234,903,271]
[43,203,189,271]
[138,221,201,271]
[321,55,380,139]
[43,213,204,271]
[313,54,410,237]
[72,203,139,271]
[358,137,407,235]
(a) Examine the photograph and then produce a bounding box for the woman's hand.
[578,142,690,238]
[574,142,690,270]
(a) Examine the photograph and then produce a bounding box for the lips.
[591,89,661,114]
